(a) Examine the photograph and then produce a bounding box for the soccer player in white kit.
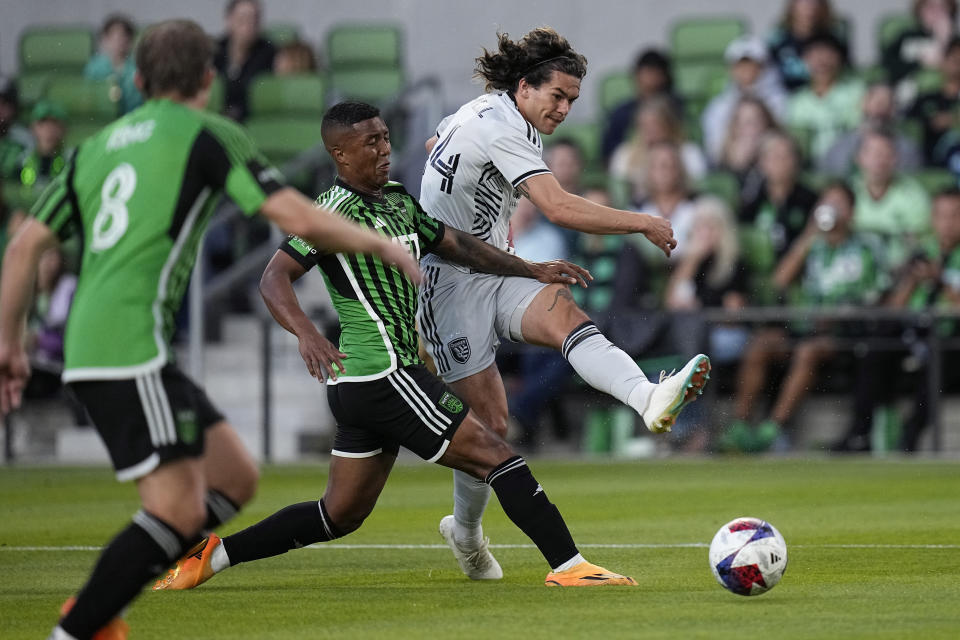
[417,28,712,580]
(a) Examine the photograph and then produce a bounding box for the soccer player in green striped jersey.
[152,102,640,592]
[0,22,418,640]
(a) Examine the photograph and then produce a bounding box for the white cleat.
[438,515,503,580]
[641,354,711,434]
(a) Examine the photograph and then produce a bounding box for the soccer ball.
[708,517,788,596]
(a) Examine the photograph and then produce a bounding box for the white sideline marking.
[3,543,959,552]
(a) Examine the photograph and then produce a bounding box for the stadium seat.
[327,24,403,68]
[669,16,747,61]
[263,23,301,47]
[249,74,325,117]
[245,118,324,165]
[673,61,728,100]
[16,72,52,108]
[598,70,634,113]
[914,69,944,94]
[19,26,94,73]
[694,171,740,209]
[64,121,111,149]
[206,75,225,113]
[876,13,916,54]
[544,121,602,172]
[328,68,405,104]
[44,77,117,121]
[912,168,956,195]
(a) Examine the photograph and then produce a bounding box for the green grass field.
[2,458,960,639]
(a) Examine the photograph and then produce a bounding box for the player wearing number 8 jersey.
[0,20,419,640]
[418,28,712,580]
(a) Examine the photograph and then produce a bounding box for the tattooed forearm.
[546,287,573,311]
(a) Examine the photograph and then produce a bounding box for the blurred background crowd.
[3,0,960,460]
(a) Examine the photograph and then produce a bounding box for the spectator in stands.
[717,97,781,203]
[723,182,888,453]
[833,188,960,453]
[274,41,318,75]
[786,32,864,163]
[609,97,707,208]
[702,36,788,164]
[740,132,819,271]
[601,49,683,164]
[636,142,697,259]
[820,82,922,177]
[0,77,32,181]
[543,139,585,253]
[882,0,958,86]
[907,36,960,165]
[768,0,850,91]
[215,0,276,121]
[25,247,77,397]
[852,128,931,268]
[84,13,142,115]
[13,101,69,210]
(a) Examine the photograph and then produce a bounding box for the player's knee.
[326,503,373,536]
[152,495,207,538]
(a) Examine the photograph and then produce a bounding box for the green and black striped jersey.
[280,178,445,382]
[30,98,282,381]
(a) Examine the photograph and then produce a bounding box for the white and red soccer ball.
[709,517,788,596]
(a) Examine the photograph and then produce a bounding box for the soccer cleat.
[641,354,711,434]
[544,561,638,587]
[438,515,503,580]
[58,597,129,640]
[152,534,220,591]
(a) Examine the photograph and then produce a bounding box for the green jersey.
[279,178,445,383]
[30,98,282,381]
[800,233,888,306]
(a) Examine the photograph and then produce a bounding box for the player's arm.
[425,135,438,154]
[259,249,346,382]
[520,173,677,257]
[0,219,59,413]
[432,226,591,287]
[259,188,420,285]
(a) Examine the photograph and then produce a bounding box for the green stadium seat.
[858,65,888,85]
[670,16,747,61]
[599,71,634,113]
[327,24,402,68]
[206,75,225,113]
[673,61,728,100]
[543,121,601,171]
[912,168,956,195]
[263,23,301,47]
[19,26,94,73]
[45,77,117,121]
[64,120,112,149]
[329,68,404,104]
[914,69,944,93]
[877,13,916,53]
[245,118,324,165]
[694,171,740,209]
[16,72,52,108]
[249,74,325,117]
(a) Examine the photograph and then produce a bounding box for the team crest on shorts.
[439,392,464,414]
[448,337,471,364]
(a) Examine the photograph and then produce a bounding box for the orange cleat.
[59,597,129,640]
[152,534,220,591]
[544,561,639,587]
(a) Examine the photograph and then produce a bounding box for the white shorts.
[417,257,547,382]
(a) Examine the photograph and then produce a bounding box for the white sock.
[48,627,79,640]
[452,469,490,548]
[562,322,654,412]
[553,553,586,572]
[210,540,231,573]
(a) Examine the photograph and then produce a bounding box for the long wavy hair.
[474,27,587,93]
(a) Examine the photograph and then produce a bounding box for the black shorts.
[326,365,468,462]
[68,364,225,481]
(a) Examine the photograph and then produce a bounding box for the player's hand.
[380,241,422,285]
[530,260,593,288]
[297,330,347,383]
[640,214,676,258]
[0,342,30,415]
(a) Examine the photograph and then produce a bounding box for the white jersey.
[420,92,551,254]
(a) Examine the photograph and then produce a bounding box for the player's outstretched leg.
[154,453,394,590]
[521,285,711,433]
[439,411,637,586]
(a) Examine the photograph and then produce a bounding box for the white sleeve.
[435,115,454,137]
[488,132,551,188]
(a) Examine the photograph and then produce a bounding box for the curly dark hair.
[321,101,381,146]
[474,28,587,93]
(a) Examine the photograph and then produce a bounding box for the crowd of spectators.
[3,0,960,455]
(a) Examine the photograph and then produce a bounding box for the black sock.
[221,500,343,566]
[60,511,191,640]
[485,456,579,569]
[204,489,240,530]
